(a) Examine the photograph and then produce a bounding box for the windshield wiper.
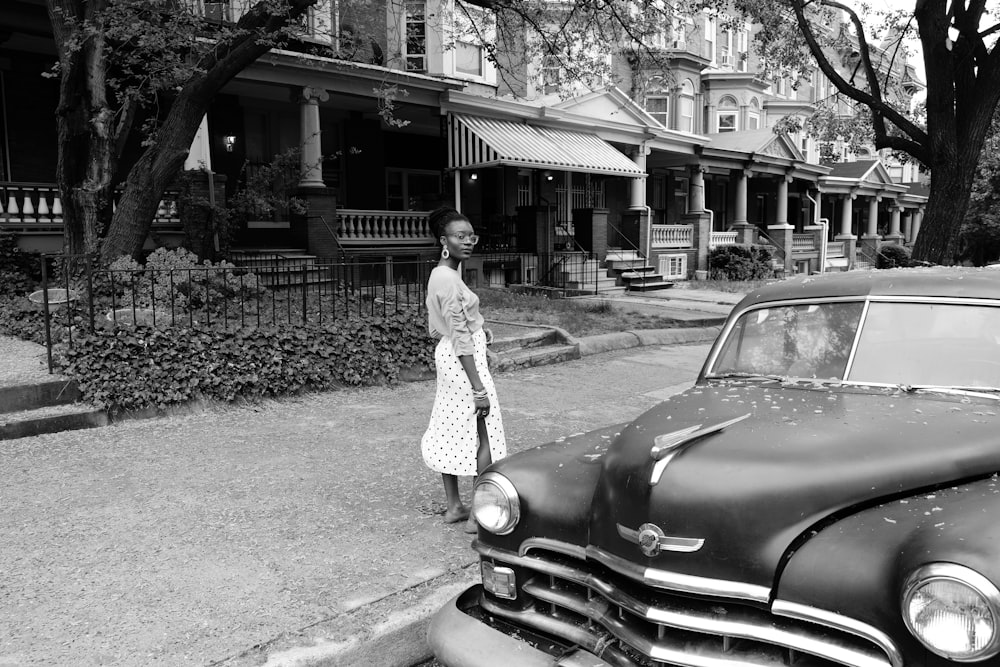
[897,384,1000,399]
[705,372,788,383]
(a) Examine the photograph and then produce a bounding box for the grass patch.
[681,278,773,293]
[477,288,700,337]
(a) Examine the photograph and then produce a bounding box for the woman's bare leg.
[466,418,493,533]
[442,473,468,523]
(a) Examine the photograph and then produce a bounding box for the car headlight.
[472,472,520,535]
[902,563,1000,661]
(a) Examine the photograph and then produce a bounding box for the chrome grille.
[476,543,897,667]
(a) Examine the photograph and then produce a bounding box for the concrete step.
[0,379,81,415]
[605,249,642,262]
[565,276,619,291]
[619,270,661,281]
[493,344,580,372]
[628,280,676,292]
[0,402,109,441]
[489,329,558,353]
[605,259,652,272]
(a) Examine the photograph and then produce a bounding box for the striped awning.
[449,114,645,177]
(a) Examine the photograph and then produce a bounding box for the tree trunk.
[50,0,115,257]
[912,162,977,264]
[99,98,207,263]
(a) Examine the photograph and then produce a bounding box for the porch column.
[184,114,213,171]
[684,165,712,279]
[903,210,913,243]
[775,174,790,225]
[297,86,329,188]
[911,207,924,243]
[629,148,647,210]
[885,205,903,244]
[837,192,855,238]
[734,168,749,225]
[689,164,706,212]
[864,196,880,238]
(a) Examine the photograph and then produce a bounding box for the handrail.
[536,255,568,289]
[311,214,347,262]
[606,220,648,284]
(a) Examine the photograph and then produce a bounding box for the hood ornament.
[618,522,704,556]
[649,413,751,485]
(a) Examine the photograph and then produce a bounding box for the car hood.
[588,382,1000,598]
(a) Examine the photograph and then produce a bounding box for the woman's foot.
[464,514,478,534]
[443,505,470,523]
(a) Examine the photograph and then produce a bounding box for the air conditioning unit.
[672,40,687,50]
[720,54,732,67]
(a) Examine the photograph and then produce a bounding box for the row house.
[1,0,927,289]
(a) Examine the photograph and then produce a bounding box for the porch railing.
[792,233,816,251]
[651,224,693,249]
[709,231,738,247]
[336,209,434,245]
[827,241,846,258]
[0,182,181,230]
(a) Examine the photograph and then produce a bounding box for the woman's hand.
[474,393,491,419]
[484,328,494,345]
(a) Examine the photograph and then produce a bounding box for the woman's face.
[441,218,477,260]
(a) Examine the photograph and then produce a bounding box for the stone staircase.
[486,322,580,372]
[555,249,674,295]
[0,377,108,441]
[230,248,327,288]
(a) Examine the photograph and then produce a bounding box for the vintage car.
[428,267,1000,667]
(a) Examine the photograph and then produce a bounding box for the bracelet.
[472,388,488,400]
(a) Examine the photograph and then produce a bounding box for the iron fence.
[33,254,439,370]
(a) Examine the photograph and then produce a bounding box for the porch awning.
[449,114,645,177]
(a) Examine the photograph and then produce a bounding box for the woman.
[421,206,506,533]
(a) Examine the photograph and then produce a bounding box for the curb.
[233,567,480,667]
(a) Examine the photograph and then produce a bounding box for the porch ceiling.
[448,114,645,177]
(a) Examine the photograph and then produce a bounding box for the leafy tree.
[47,0,318,263]
[740,0,1000,264]
[958,110,1000,265]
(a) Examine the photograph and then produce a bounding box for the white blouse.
[425,266,484,356]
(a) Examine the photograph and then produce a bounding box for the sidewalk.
[0,290,740,667]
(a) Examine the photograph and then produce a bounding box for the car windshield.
[709,300,1000,389]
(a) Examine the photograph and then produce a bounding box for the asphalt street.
[1,339,714,666]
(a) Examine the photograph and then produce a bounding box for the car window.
[713,302,864,380]
[848,302,1000,388]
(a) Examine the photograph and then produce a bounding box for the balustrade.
[1,182,179,230]
[709,231,738,248]
[827,241,845,258]
[792,234,815,251]
[652,224,694,249]
[336,209,434,245]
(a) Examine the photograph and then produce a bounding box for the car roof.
[737,266,1000,308]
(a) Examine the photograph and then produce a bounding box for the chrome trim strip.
[519,537,587,560]
[772,600,903,667]
[649,413,751,485]
[525,583,891,667]
[841,297,870,379]
[586,544,772,603]
[617,523,705,553]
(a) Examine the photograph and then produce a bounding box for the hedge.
[54,312,435,415]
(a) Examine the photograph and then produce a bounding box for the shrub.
[54,310,435,414]
[0,232,40,298]
[876,244,911,269]
[708,244,774,281]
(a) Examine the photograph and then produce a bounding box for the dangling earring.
[441,245,450,260]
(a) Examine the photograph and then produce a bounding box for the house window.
[541,52,561,93]
[703,14,716,63]
[678,79,695,132]
[387,168,441,210]
[720,28,733,67]
[717,96,738,132]
[747,98,760,130]
[517,170,533,206]
[646,95,669,127]
[737,26,749,72]
[658,254,688,279]
[455,41,482,75]
[404,0,427,72]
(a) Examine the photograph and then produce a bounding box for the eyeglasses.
[448,233,479,245]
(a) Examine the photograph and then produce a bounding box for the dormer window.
[456,41,483,76]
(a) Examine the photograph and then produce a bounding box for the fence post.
[40,257,53,373]
[302,263,308,323]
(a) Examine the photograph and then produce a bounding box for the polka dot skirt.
[421,328,506,476]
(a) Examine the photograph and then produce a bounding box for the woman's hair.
[428,206,469,239]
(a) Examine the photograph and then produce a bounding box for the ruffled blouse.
[425,265,484,356]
